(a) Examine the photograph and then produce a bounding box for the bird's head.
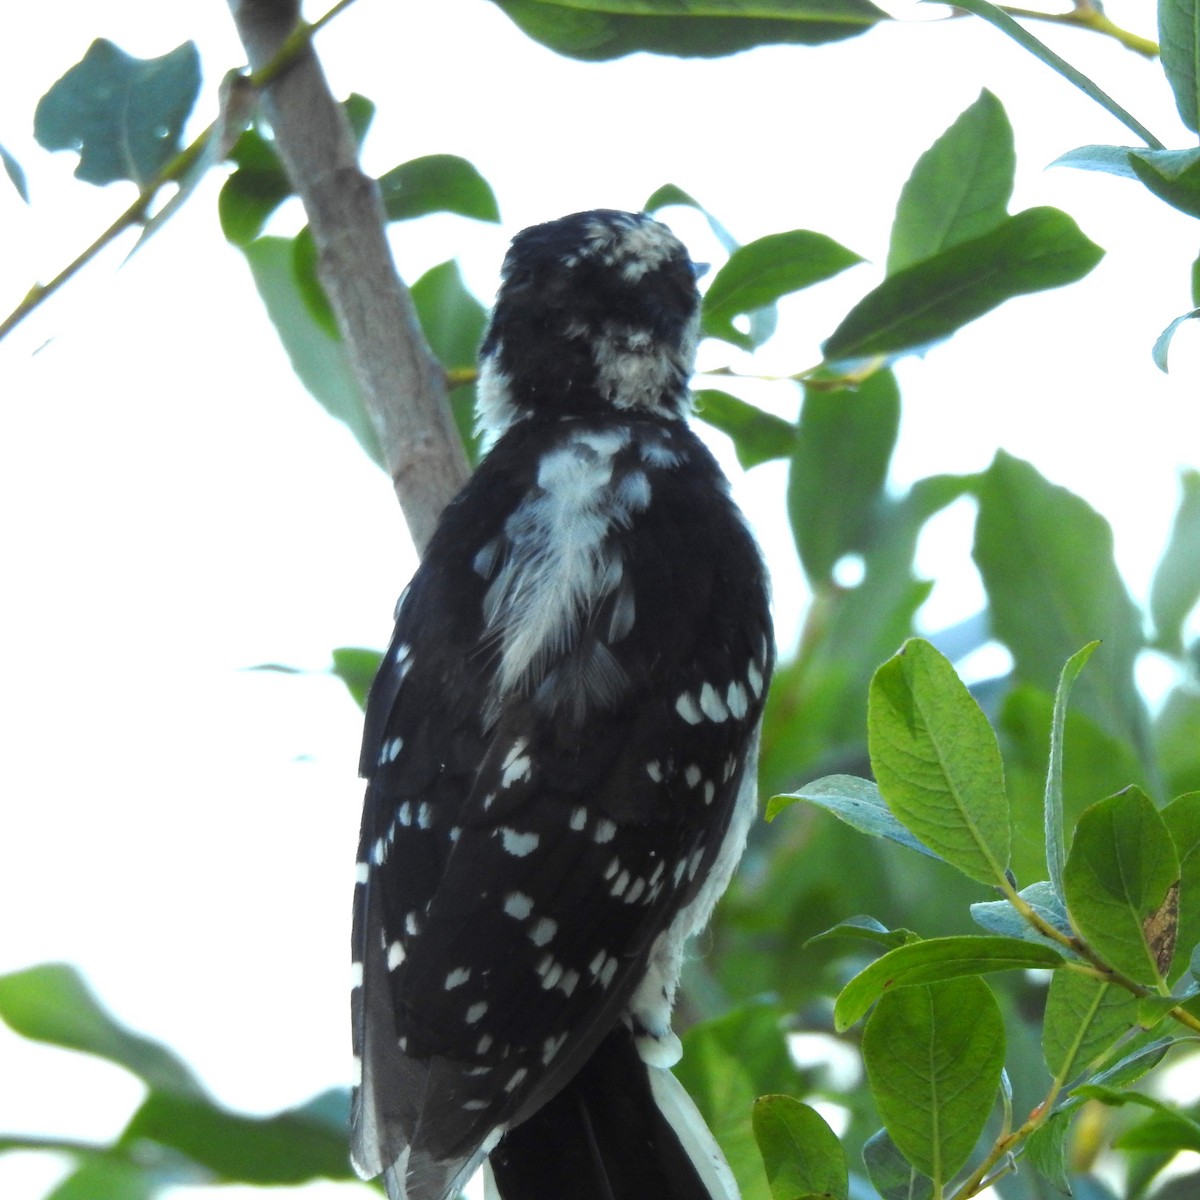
[477,210,702,436]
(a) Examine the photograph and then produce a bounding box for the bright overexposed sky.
[0,1,1196,1197]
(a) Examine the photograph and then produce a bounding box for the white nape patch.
[505,1067,529,1093]
[354,861,369,885]
[503,891,534,919]
[746,660,765,698]
[351,961,363,989]
[699,682,730,723]
[569,806,588,831]
[704,781,716,806]
[684,764,702,789]
[529,917,558,946]
[387,941,406,971]
[611,869,631,898]
[625,877,647,904]
[726,681,749,720]
[482,427,651,706]
[499,827,540,857]
[593,817,617,844]
[466,1001,489,1024]
[675,691,703,725]
[542,1032,569,1064]
[445,967,471,990]
[646,760,664,783]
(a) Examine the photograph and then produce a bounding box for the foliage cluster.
[3,2,1200,1199]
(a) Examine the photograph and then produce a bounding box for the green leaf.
[0,963,201,1096]
[488,0,889,61]
[834,935,1063,1032]
[218,127,292,246]
[862,977,1005,1184]
[970,879,1074,950]
[973,452,1147,759]
[331,647,383,710]
[44,1156,163,1200]
[1163,792,1200,982]
[1042,971,1139,1081]
[1046,643,1100,902]
[770,774,942,862]
[34,39,201,188]
[1129,148,1200,218]
[378,154,500,224]
[1072,1086,1200,1152]
[823,208,1103,367]
[1154,308,1200,373]
[0,142,29,202]
[1024,1110,1072,1194]
[1150,471,1200,652]
[862,1128,934,1200]
[1081,1036,1177,1091]
[242,236,384,469]
[1157,690,1200,799]
[121,1088,356,1184]
[868,638,1010,885]
[952,0,1165,148]
[805,915,920,950]
[410,260,488,464]
[887,89,1014,274]
[702,230,862,348]
[693,390,795,469]
[1063,787,1181,984]
[752,1096,847,1200]
[1160,0,1200,132]
[788,371,900,584]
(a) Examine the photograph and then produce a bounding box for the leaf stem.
[994,1,1159,58]
[0,0,362,343]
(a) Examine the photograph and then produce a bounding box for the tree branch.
[226,0,469,554]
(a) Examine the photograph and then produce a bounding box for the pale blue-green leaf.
[768,774,942,861]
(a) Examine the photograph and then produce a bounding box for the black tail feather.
[487,1024,730,1200]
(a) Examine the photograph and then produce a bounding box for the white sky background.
[0,0,1197,1197]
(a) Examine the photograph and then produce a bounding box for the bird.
[350,208,774,1200]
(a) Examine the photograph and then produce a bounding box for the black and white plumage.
[351,209,774,1200]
